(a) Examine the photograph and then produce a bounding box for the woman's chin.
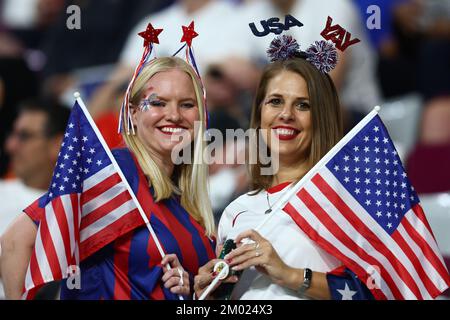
[273,148,307,164]
[271,145,296,157]
[160,142,190,158]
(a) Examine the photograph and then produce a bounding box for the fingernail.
[212,271,218,277]
[225,259,232,264]
[232,266,239,271]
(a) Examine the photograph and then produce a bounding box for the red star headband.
[173,21,209,128]
[118,21,209,134]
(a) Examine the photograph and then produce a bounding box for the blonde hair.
[121,57,215,237]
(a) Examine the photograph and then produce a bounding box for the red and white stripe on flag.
[283,167,450,299]
[24,163,141,294]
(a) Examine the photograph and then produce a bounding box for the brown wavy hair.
[249,58,343,192]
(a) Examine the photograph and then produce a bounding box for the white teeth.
[274,128,296,135]
[161,127,184,133]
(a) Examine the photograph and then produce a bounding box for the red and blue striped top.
[27,148,215,300]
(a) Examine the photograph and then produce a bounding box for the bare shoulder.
[1,213,37,246]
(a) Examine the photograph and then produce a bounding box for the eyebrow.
[142,94,197,104]
[179,98,197,103]
[143,93,158,101]
[266,93,310,100]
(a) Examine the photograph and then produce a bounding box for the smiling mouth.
[272,127,300,140]
[158,126,188,135]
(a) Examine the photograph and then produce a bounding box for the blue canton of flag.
[327,267,374,300]
[326,117,419,234]
[45,103,111,202]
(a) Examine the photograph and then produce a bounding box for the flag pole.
[74,92,184,300]
[198,264,229,300]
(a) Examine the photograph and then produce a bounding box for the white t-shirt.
[209,167,238,212]
[120,0,252,74]
[235,0,382,112]
[0,179,44,235]
[218,182,341,300]
[0,179,44,299]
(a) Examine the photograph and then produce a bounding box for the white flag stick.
[198,264,229,300]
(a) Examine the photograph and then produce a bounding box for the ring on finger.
[255,250,261,257]
[254,241,260,250]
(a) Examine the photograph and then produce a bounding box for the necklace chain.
[265,192,272,214]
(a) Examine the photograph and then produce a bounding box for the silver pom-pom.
[305,40,338,73]
[267,35,300,62]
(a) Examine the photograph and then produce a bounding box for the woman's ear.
[130,105,139,126]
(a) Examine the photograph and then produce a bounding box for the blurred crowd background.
[0,0,449,298]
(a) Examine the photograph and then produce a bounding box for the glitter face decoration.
[139,93,158,112]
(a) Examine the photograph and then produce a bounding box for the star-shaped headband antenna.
[138,23,164,46]
[119,20,209,134]
[173,21,208,128]
[119,23,163,134]
[180,21,198,47]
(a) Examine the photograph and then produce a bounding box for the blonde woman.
[1,57,216,299]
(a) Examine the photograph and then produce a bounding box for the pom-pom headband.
[267,35,338,74]
[118,21,209,134]
[249,14,362,74]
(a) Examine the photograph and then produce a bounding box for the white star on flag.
[337,283,357,300]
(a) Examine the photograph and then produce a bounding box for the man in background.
[0,99,69,299]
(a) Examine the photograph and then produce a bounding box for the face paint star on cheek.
[140,93,158,112]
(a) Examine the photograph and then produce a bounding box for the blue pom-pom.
[305,40,338,73]
[267,35,300,62]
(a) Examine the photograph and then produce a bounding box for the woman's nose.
[166,103,182,122]
[278,105,293,121]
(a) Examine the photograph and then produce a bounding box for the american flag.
[281,110,450,299]
[23,99,146,295]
